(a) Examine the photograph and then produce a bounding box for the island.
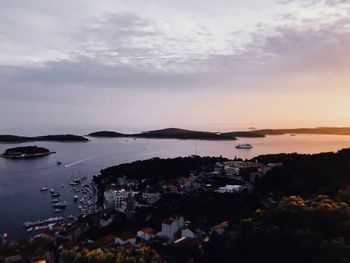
[0,146,55,158]
[0,134,89,143]
[88,127,350,140]
[87,131,126,138]
[88,128,237,140]
[220,131,266,138]
[87,127,350,140]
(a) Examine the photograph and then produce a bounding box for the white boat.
[53,201,68,208]
[235,144,253,149]
[49,189,55,193]
[54,208,63,213]
[73,195,79,201]
[22,217,63,228]
[40,187,48,192]
[67,214,76,220]
[51,192,60,197]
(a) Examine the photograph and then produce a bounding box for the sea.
[1,134,350,239]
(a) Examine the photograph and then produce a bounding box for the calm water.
[1,134,350,239]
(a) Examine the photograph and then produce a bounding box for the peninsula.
[252,127,350,136]
[0,134,89,143]
[0,146,55,158]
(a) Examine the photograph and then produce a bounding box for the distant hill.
[221,131,266,138]
[134,128,236,140]
[253,127,350,136]
[0,134,89,143]
[87,131,127,137]
[88,128,237,140]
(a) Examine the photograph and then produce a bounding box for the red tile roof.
[162,218,174,225]
[139,227,155,234]
[116,232,135,241]
[94,234,115,247]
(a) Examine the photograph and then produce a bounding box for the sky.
[0,0,350,134]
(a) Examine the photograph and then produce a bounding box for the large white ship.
[235,144,253,149]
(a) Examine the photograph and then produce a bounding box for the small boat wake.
[64,157,95,168]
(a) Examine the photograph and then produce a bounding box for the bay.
[1,134,350,239]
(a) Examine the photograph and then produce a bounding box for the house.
[104,189,137,213]
[93,234,115,248]
[216,185,244,193]
[170,214,184,229]
[117,176,139,187]
[115,233,136,246]
[137,227,156,241]
[161,215,185,240]
[181,228,196,239]
[142,192,161,205]
[232,161,263,169]
[191,181,201,189]
[59,241,79,253]
[167,184,178,193]
[99,209,115,228]
[72,222,90,240]
[267,162,283,168]
[224,164,240,177]
[211,221,229,235]
[178,177,191,190]
[103,189,117,209]
[258,165,272,175]
[214,162,224,173]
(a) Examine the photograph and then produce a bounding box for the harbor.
[21,172,97,235]
[38,173,97,218]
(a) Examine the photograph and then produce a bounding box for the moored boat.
[53,201,68,208]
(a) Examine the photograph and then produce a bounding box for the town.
[0,156,283,262]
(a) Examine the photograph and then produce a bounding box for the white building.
[181,228,198,239]
[137,227,156,241]
[103,189,116,209]
[216,185,244,193]
[104,189,137,213]
[224,165,240,177]
[161,215,185,240]
[115,233,136,246]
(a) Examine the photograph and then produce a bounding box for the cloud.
[1,3,350,98]
[1,0,350,130]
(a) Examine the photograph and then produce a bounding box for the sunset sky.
[1,0,349,133]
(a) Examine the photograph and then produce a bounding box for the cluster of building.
[0,159,283,262]
[102,160,282,212]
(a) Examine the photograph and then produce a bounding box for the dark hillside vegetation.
[254,149,350,198]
